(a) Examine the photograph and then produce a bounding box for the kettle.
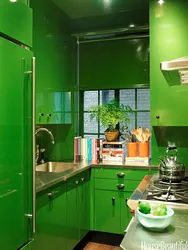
[159,146,185,182]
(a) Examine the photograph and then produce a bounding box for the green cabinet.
[66,171,90,250]
[0,0,32,47]
[150,0,188,127]
[93,167,151,234]
[95,189,121,233]
[33,183,67,250]
[36,91,72,125]
[20,0,29,5]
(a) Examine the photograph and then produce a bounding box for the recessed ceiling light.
[10,0,17,2]
[129,23,135,28]
[158,0,164,5]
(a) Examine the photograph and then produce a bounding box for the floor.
[75,232,123,250]
[83,242,120,250]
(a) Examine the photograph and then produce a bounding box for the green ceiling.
[52,0,148,19]
[52,0,149,33]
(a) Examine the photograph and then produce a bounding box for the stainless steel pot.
[159,147,185,182]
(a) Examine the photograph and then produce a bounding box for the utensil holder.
[127,142,138,157]
[138,142,149,157]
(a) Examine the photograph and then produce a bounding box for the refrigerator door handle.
[32,57,36,233]
[26,57,36,233]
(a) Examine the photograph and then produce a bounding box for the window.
[82,89,150,139]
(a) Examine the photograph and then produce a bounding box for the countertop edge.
[36,163,158,193]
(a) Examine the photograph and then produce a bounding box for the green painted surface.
[93,168,149,234]
[80,37,149,90]
[66,184,79,250]
[95,189,121,234]
[20,0,29,5]
[31,0,78,161]
[120,192,132,232]
[94,168,150,180]
[0,37,33,249]
[95,179,140,192]
[0,0,32,46]
[33,183,67,250]
[66,171,90,249]
[150,0,188,165]
[52,0,148,33]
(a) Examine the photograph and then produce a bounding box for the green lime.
[151,205,167,216]
[138,201,151,214]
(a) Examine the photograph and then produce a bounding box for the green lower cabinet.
[94,190,121,234]
[66,184,79,250]
[33,184,67,250]
[79,176,90,240]
[66,171,90,250]
[120,192,132,232]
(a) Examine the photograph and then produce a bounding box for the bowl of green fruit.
[137,201,174,231]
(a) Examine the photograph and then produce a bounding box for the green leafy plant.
[89,99,132,132]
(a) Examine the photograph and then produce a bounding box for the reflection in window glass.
[137,89,150,110]
[120,89,135,109]
[84,113,98,133]
[100,90,115,105]
[63,92,71,112]
[120,113,135,134]
[84,91,98,111]
[137,112,150,130]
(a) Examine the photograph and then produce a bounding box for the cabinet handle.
[75,181,79,185]
[81,177,85,182]
[117,184,125,190]
[117,172,125,178]
[47,191,54,198]
[125,198,128,206]
[112,197,115,205]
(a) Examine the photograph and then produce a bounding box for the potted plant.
[89,99,132,141]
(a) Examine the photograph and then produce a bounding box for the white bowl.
[137,205,174,231]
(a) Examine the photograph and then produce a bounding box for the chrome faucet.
[35,128,55,164]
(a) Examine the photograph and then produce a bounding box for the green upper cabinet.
[31,0,77,125]
[150,0,188,126]
[36,91,72,124]
[0,0,32,47]
[79,37,149,90]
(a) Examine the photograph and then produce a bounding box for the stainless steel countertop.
[120,208,188,250]
[36,161,158,193]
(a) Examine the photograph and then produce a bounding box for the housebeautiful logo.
[141,241,188,250]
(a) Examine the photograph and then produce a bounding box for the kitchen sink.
[36,162,79,173]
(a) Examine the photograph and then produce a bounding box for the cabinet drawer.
[95,179,140,192]
[94,168,149,181]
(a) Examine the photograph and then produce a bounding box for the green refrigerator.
[0,1,34,249]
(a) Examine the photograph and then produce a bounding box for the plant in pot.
[89,99,132,142]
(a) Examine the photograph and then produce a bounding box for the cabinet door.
[33,184,67,250]
[0,0,32,46]
[79,174,90,240]
[120,192,132,233]
[66,184,79,250]
[94,190,121,234]
[20,0,29,5]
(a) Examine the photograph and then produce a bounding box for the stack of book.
[102,141,126,162]
[74,137,103,163]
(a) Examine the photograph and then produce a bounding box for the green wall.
[80,36,149,90]
[31,0,78,161]
[150,0,188,166]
